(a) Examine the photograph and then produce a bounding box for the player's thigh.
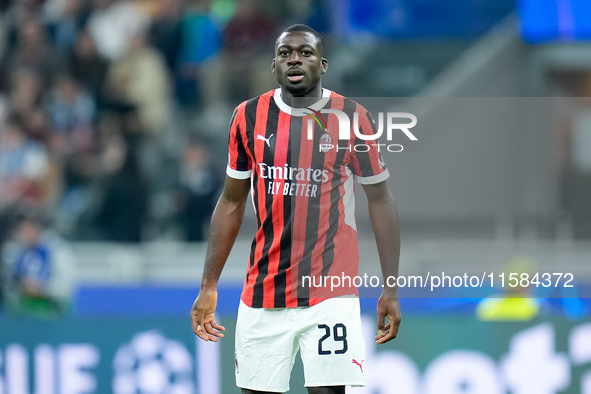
[235,301,299,392]
[307,386,346,394]
[241,389,282,394]
[299,297,366,388]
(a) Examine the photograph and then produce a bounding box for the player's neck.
[279,85,323,108]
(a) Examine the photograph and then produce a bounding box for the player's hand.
[375,293,401,344]
[191,287,225,342]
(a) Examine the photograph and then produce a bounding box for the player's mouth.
[287,69,304,83]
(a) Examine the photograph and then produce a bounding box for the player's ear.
[321,58,328,74]
[272,59,276,74]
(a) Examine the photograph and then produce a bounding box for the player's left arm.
[362,180,402,345]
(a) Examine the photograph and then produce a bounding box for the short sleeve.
[348,109,390,185]
[226,107,252,179]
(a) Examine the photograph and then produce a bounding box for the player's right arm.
[191,175,250,341]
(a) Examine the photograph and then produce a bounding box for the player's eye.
[301,50,311,56]
[279,50,289,57]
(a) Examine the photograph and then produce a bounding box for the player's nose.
[287,52,302,65]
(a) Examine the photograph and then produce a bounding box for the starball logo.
[305,108,418,153]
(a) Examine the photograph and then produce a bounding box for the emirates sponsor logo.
[258,163,329,198]
[258,163,329,183]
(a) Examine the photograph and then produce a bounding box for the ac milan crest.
[319,132,333,153]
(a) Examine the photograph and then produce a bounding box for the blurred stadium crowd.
[0,0,328,314]
[0,0,334,246]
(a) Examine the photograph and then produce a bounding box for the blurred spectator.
[176,0,222,107]
[1,208,76,318]
[0,0,46,54]
[9,68,42,119]
[221,0,277,101]
[0,115,50,208]
[68,31,109,101]
[223,0,276,57]
[56,151,97,236]
[176,138,220,241]
[0,208,18,308]
[104,32,169,136]
[149,0,183,73]
[45,73,96,157]
[102,30,170,198]
[89,136,148,242]
[0,6,7,62]
[86,0,149,62]
[2,17,66,91]
[43,0,86,51]
[20,107,63,208]
[0,93,7,129]
[23,106,54,145]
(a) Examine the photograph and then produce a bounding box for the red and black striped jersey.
[227,88,389,308]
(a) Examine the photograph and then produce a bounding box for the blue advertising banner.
[1,315,590,393]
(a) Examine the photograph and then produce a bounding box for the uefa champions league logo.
[112,331,194,394]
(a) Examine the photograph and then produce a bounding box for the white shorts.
[235,297,366,392]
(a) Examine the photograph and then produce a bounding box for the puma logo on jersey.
[352,359,364,372]
[257,134,274,147]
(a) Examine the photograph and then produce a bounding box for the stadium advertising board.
[0,316,590,393]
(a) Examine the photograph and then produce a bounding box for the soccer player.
[191,24,401,394]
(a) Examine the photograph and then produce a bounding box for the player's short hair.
[276,24,325,55]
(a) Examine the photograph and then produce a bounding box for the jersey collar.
[273,88,332,116]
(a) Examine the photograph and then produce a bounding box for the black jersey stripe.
[251,102,280,308]
[244,97,260,303]
[288,111,305,306]
[244,98,259,167]
[234,120,250,172]
[274,113,298,308]
[296,115,326,306]
[244,96,260,227]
